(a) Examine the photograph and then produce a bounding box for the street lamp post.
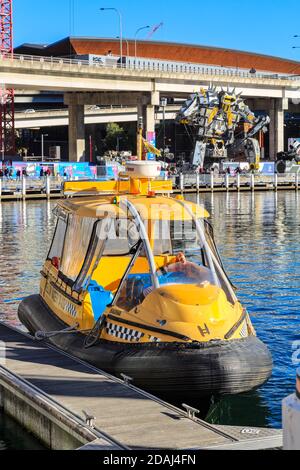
[0,85,7,162]
[100,7,123,62]
[116,136,122,152]
[161,97,167,164]
[116,36,129,56]
[41,134,49,162]
[89,135,93,163]
[134,26,150,60]
[292,35,300,51]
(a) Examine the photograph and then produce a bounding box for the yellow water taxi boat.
[19,161,272,400]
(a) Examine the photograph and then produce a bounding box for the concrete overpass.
[2,53,300,160]
[15,106,179,129]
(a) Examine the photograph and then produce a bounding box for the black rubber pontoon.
[18,294,272,400]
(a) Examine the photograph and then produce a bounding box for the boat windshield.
[112,215,236,310]
[151,217,236,303]
[58,206,236,308]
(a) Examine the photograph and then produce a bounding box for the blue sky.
[14,0,300,61]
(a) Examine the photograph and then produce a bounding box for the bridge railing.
[1,52,299,81]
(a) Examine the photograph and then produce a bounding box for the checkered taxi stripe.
[64,302,77,318]
[240,320,248,338]
[148,336,162,343]
[106,322,145,342]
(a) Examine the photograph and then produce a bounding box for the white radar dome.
[126,161,161,179]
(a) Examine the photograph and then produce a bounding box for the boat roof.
[57,195,210,220]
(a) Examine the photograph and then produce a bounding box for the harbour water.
[0,191,299,433]
[0,412,45,450]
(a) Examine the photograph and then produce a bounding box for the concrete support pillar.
[68,104,85,162]
[146,105,156,135]
[137,103,155,135]
[268,98,287,160]
[137,102,156,159]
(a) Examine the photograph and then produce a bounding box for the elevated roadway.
[2,53,300,160]
[15,106,178,129]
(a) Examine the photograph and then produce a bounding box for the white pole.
[22,176,26,200]
[46,174,51,199]
[225,173,229,191]
[296,172,299,191]
[237,172,240,191]
[250,173,255,192]
[100,8,123,63]
[135,26,150,61]
[41,134,44,162]
[180,172,184,193]
[196,172,200,193]
[118,10,123,63]
[210,170,214,191]
[282,369,300,450]
[274,172,278,191]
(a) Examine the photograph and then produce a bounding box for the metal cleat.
[121,373,133,385]
[182,403,200,421]
[82,410,96,429]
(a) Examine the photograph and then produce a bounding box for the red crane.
[0,0,15,157]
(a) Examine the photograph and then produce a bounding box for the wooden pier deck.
[0,322,282,450]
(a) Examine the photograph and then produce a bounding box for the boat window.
[114,242,153,312]
[103,219,141,256]
[204,220,236,301]
[48,216,67,267]
[153,218,207,265]
[204,220,223,267]
[59,214,97,283]
[151,218,236,301]
[74,218,113,291]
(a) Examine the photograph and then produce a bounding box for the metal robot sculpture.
[276,139,300,173]
[176,86,270,169]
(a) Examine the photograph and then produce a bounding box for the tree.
[104,122,125,151]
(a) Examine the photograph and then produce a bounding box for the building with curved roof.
[15,37,300,75]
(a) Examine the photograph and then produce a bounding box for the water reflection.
[0,193,299,428]
[0,411,45,450]
[187,191,300,428]
[0,200,56,325]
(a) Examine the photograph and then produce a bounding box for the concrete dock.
[0,322,282,450]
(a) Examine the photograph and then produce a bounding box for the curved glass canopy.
[48,198,237,313]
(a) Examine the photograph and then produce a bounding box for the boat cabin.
[42,193,237,329]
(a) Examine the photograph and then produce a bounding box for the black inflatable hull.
[18,295,272,400]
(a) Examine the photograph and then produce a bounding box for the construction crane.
[146,22,163,40]
[0,0,15,157]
